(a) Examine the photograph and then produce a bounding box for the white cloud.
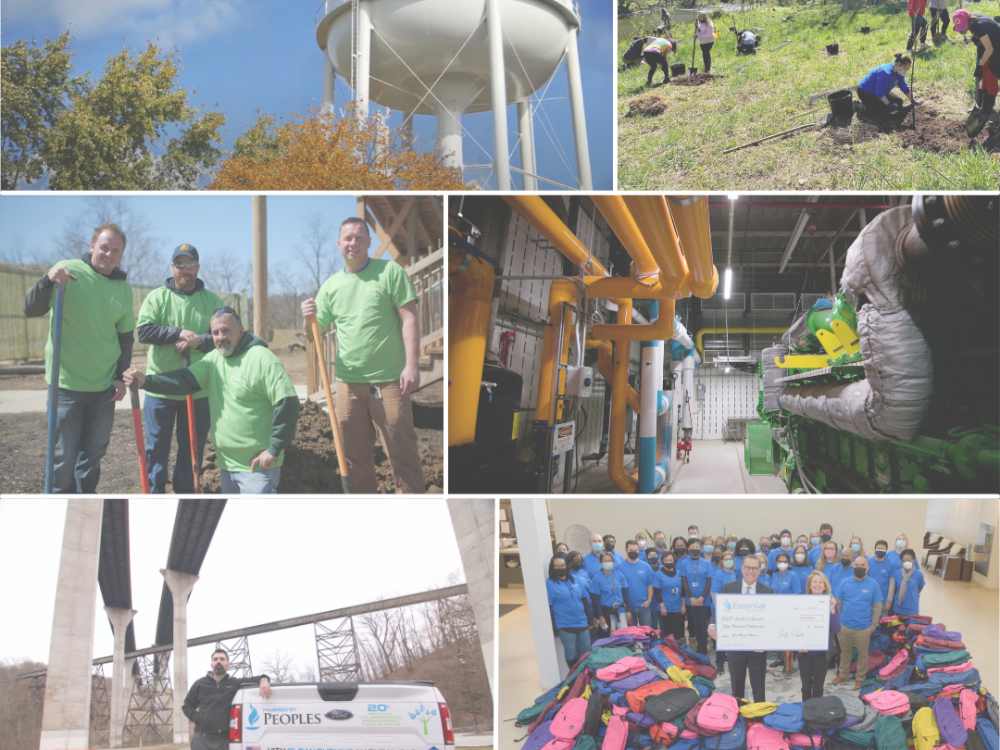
[4,0,244,46]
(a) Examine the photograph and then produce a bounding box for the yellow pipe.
[694,327,788,355]
[501,195,610,277]
[592,299,676,342]
[668,195,718,299]
[608,303,638,494]
[587,339,640,413]
[591,196,659,281]
[536,280,578,425]
[448,247,496,446]
[622,195,691,297]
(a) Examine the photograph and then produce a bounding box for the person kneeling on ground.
[953,9,1000,115]
[855,52,922,117]
[736,29,758,55]
[640,36,677,85]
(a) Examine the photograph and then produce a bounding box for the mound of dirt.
[628,92,669,116]
[826,104,994,153]
[200,399,443,494]
[670,73,724,87]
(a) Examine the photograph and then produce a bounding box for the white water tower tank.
[315,0,592,190]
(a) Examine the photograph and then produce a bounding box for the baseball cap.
[172,243,199,263]
[952,9,970,32]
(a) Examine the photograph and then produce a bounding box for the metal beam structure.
[315,617,362,682]
[90,665,110,748]
[122,653,172,745]
[215,635,253,681]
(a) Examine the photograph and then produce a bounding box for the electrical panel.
[696,383,706,400]
[566,366,594,398]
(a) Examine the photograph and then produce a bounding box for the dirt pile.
[670,73,724,87]
[628,92,669,116]
[826,102,995,153]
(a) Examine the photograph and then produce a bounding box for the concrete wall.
[549,498,927,563]
[926,499,999,589]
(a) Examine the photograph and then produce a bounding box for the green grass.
[617,0,1000,189]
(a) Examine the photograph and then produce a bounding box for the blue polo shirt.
[834,575,883,630]
[617,558,655,605]
[768,545,795,571]
[573,567,592,595]
[710,568,738,610]
[591,568,629,609]
[889,568,925,615]
[825,562,853,594]
[582,552,606,580]
[656,568,685,612]
[770,569,803,595]
[790,563,814,588]
[547,577,589,630]
[867,555,901,601]
[679,556,714,605]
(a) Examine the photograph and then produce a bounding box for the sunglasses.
[173,261,198,270]
[213,306,237,316]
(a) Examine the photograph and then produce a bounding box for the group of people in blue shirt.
[545,522,926,699]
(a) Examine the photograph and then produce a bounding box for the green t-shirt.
[315,258,417,383]
[187,340,297,472]
[45,258,136,392]
[136,285,224,400]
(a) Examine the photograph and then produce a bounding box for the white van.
[228,681,455,750]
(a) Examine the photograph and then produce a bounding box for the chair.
[722,418,739,443]
[923,533,942,549]
[923,538,954,570]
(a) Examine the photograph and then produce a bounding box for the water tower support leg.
[565,27,593,190]
[355,0,372,123]
[402,113,415,151]
[486,0,512,190]
[435,109,464,173]
[517,100,537,190]
[322,58,336,115]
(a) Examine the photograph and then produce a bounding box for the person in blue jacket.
[767,529,795,573]
[832,555,883,688]
[618,540,656,627]
[645,548,664,632]
[856,52,922,118]
[591,551,631,635]
[547,554,594,668]
[825,544,856,594]
[679,537,714,654]
[710,551,739,673]
[603,534,626,566]
[567,550,591,595]
[583,533,607,580]
[868,540,901,603]
[656,550,687,642]
[885,548,925,616]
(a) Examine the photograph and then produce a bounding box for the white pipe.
[670,316,694,349]
[486,0,512,190]
[436,108,464,172]
[322,57,336,115]
[681,356,695,431]
[517,99,537,191]
[564,26,593,190]
[355,0,372,123]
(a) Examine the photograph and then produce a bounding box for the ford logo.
[325,709,354,721]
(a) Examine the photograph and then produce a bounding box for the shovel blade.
[966,110,988,138]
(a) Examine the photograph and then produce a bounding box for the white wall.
[691,369,760,440]
[926,499,999,589]
[550,498,927,567]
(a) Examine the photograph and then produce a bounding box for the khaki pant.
[337,381,425,494]
[837,624,872,680]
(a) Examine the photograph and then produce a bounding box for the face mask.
[738,548,750,557]
[592,542,603,554]
[851,544,861,553]
[777,562,789,571]
[903,561,913,570]
[663,565,676,574]
[825,549,837,560]
[854,566,866,579]
[638,540,646,549]
[875,550,886,560]
[841,559,852,568]
[781,537,791,547]
[896,540,906,548]
[602,562,614,571]
[689,549,701,559]
[649,560,660,570]
[811,537,820,545]
[571,561,583,570]
[723,559,734,570]
[556,551,568,559]
[759,544,770,553]
[555,569,567,578]
[655,539,666,549]
[821,533,832,543]
[704,545,714,556]
[794,553,806,563]
[728,541,736,550]
[605,541,616,552]
[627,551,638,561]
[675,548,687,557]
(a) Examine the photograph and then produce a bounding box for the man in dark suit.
[707,554,773,702]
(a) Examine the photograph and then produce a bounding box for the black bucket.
[671,63,687,76]
[828,88,854,118]
[861,25,871,33]
[821,20,829,26]
[826,43,840,54]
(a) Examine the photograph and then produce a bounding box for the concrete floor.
[498,571,999,750]
[573,439,788,494]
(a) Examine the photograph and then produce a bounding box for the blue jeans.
[649,607,661,632]
[556,628,592,665]
[627,604,652,627]
[144,394,211,494]
[220,467,282,494]
[49,386,117,494]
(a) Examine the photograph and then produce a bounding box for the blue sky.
[1,0,613,190]
[0,193,377,293]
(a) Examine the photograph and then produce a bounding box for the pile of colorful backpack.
[514,620,998,750]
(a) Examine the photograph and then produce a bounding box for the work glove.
[886,102,897,111]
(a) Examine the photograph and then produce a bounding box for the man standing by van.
[301,216,424,493]
[183,648,271,749]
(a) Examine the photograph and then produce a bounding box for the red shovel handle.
[182,350,201,494]
[130,381,151,494]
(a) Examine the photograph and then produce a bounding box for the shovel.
[966,105,989,137]
[44,284,65,494]
[129,381,151,494]
[723,113,832,153]
[309,315,352,493]
[182,350,201,494]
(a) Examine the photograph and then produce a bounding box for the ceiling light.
[723,267,732,300]
[728,194,739,201]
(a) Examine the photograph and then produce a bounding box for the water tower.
[315,0,593,190]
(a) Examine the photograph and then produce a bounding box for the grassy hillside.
[617,0,1000,189]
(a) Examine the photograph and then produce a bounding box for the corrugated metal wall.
[691,369,761,441]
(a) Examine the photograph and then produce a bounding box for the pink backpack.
[539,739,574,750]
[959,690,978,731]
[928,662,974,675]
[790,733,826,748]
[748,723,792,750]
[550,698,588,740]
[879,651,910,680]
[596,656,648,681]
[863,691,911,716]
[613,625,660,638]
[697,693,740,735]
[604,706,629,750]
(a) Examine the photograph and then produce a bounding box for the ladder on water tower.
[350,0,360,96]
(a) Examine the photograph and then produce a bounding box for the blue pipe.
[45,284,64,494]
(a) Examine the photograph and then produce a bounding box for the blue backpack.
[928,668,981,688]
[979,719,999,750]
[679,643,712,666]
[707,716,749,750]
[765,702,806,733]
[523,721,555,750]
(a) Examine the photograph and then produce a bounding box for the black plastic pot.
[671,63,687,76]
[826,43,840,54]
[861,25,871,33]
[828,88,854,118]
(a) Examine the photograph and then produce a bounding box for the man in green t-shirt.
[136,244,224,493]
[123,308,299,494]
[300,217,425,494]
[22,222,135,493]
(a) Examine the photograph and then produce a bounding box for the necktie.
[745,584,751,594]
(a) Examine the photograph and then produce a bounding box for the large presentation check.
[715,594,831,651]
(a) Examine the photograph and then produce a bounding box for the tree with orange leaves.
[208,107,469,191]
